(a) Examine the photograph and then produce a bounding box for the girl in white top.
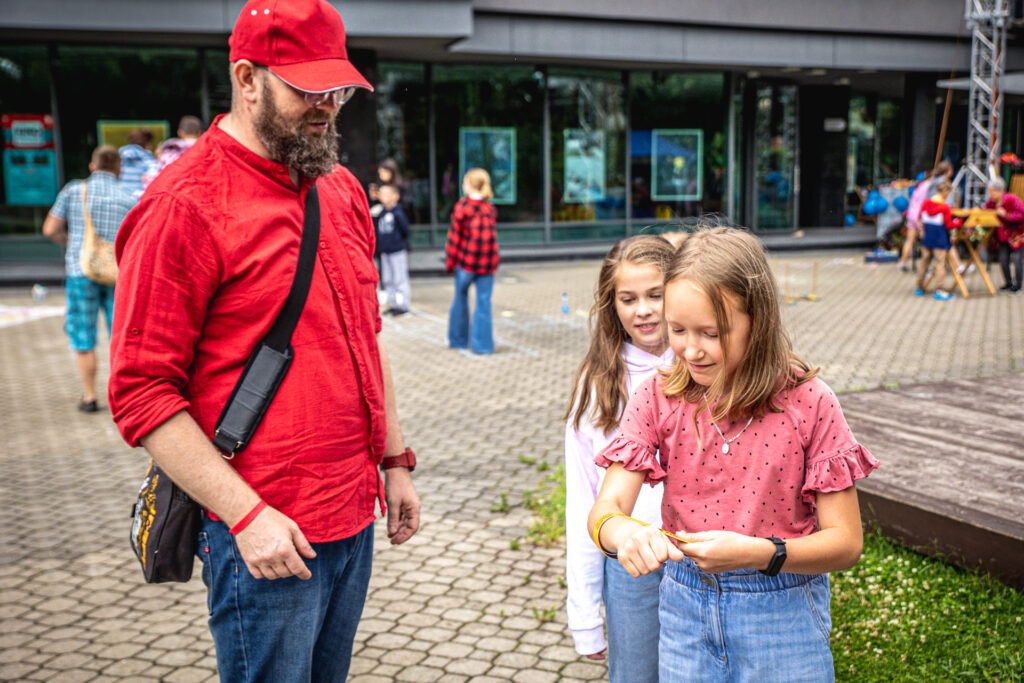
[564,234,676,682]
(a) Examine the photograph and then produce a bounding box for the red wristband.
[230,500,267,535]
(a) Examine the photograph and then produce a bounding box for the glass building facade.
[4,41,1023,256]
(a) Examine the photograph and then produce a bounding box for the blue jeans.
[659,558,834,682]
[448,267,494,354]
[604,557,662,683]
[198,516,374,683]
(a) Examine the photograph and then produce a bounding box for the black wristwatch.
[760,537,787,577]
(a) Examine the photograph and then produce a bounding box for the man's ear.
[88,162,97,173]
[232,60,261,105]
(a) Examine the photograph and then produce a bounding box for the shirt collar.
[208,113,316,192]
[89,170,117,182]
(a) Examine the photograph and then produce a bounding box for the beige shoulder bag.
[79,181,118,286]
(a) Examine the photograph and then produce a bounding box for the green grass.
[525,463,566,546]
[832,532,1024,682]
[524,466,1024,680]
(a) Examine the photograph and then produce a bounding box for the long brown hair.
[660,227,817,428]
[566,234,675,433]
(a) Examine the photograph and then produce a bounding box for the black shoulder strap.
[211,183,321,457]
[263,184,321,352]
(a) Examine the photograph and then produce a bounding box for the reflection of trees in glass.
[629,71,726,220]
[375,63,429,223]
[54,46,202,179]
[755,84,797,230]
[549,69,626,225]
[876,100,902,181]
[848,95,876,189]
[433,64,543,223]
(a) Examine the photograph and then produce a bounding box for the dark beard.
[254,78,338,178]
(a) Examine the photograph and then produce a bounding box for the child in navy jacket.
[376,184,411,315]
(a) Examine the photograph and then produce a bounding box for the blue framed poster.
[650,129,703,201]
[458,127,516,205]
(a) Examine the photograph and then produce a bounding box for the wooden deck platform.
[841,373,1024,589]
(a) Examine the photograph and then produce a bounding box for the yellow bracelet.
[591,511,634,559]
[591,512,691,560]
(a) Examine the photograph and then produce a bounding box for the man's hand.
[234,505,317,580]
[384,467,420,545]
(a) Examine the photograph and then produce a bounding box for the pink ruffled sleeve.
[801,444,880,505]
[594,377,668,485]
[799,378,880,505]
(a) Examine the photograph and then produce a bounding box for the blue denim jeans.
[448,267,494,354]
[659,557,834,682]
[604,557,662,683]
[198,516,374,683]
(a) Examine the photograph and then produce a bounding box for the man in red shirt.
[108,1,420,680]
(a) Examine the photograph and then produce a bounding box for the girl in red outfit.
[915,179,963,301]
[445,168,499,354]
[588,227,879,681]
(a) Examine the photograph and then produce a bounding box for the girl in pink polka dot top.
[588,227,879,681]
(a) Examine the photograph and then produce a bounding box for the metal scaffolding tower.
[963,0,1010,208]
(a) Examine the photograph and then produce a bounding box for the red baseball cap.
[229,0,373,94]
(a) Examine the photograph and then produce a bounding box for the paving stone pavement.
[1,252,1022,682]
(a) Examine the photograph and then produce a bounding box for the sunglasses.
[255,65,358,108]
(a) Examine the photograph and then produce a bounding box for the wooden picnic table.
[949,208,999,297]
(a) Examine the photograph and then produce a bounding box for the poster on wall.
[97,120,170,150]
[2,114,59,206]
[459,127,516,205]
[650,129,703,202]
[563,128,605,204]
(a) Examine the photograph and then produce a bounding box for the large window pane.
[376,62,429,228]
[630,72,728,226]
[54,46,202,180]
[433,64,544,232]
[0,45,54,233]
[549,67,627,242]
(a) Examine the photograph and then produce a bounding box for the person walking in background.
[107,1,420,680]
[376,183,411,315]
[446,168,499,354]
[118,127,158,202]
[564,235,674,681]
[915,179,962,301]
[142,115,204,186]
[984,177,1024,293]
[899,161,952,272]
[369,158,410,214]
[41,145,134,413]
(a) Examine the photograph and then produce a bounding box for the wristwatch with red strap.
[381,447,416,472]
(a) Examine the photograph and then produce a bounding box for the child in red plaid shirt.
[446,168,499,353]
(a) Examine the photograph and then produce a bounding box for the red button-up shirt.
[110,116,386,542]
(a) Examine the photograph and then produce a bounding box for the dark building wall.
[471,0,965,37]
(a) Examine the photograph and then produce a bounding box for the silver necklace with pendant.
[704,393,754,454]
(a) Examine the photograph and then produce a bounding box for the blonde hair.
[660,230,690,249]
[933,179,953,194]
[566,235,675,433]
[660,227,817,430]
[463,168,494,199]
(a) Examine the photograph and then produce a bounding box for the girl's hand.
[615,524,684,577]
[676,530,775,574]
